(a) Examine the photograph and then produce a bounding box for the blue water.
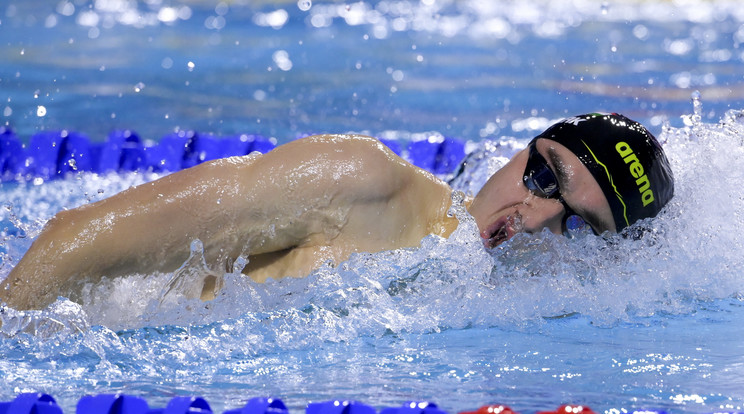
[2,1,744,413]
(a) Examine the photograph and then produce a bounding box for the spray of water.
[1,101,743,347]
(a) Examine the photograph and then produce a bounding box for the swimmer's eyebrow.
[546,148,571,192]
[547,147,613,233]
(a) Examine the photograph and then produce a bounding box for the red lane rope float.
[459,405,518,414]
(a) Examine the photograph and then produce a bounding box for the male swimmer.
[0,113,674,310]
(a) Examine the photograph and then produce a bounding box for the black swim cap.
[534,113,674,231]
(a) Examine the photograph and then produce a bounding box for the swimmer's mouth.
[481,216,518,249]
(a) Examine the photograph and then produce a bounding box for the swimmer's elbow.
[37,210,68,239]
[37,207,92,249]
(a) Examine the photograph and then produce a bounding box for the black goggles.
[522,139,594,237]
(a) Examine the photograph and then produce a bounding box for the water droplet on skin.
[190,239,204,253]
[233,256,248,273]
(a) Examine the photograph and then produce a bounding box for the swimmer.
[0,113,674,310]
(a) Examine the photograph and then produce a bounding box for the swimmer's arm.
[1,154,318,309]
[0,135,423,309]
[0,157,264,309]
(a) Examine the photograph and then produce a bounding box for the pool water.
[2,1,744,413]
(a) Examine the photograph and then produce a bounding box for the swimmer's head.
[534,113,674,231]
[468,112,674,248]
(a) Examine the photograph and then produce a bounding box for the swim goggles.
[522,139,595,237]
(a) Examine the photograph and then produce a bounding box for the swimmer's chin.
[480,216,518,249]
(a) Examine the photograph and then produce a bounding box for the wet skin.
[469,138,616,248]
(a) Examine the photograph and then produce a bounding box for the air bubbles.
[298,0,312,12]
[36,106,47,117]
[45,14,58,28]
[272,50,293,71]
[57,1,75,17]
[134,82,145,93]
[157,7,178,23]
[665,38,694,56]
[670,71,692,89]
[205,15,226,30]
[88,27,100,39]
[633,24,649,41]
[253,9,289,30]
[177,7,192,21]
[157,6,192,24]
[77,10,99,27]
[215,2,229,16]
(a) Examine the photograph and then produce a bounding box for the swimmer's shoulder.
[285,134,395,158]
[279,134,441,196]
[266,134,411,176]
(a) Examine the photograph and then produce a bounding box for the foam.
[2,104,743,343]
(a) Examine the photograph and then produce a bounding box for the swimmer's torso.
[0,135,458,309]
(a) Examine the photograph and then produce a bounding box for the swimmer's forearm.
[0,155,311,309]
[0,210,99,309]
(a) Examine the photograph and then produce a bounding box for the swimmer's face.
[469,138,617,248]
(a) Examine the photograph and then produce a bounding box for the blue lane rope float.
[0,393,63,414]
[306,400,375,414]
[380,402,448,414]
[223,397,288,414]
[0,127,466,181]
[0,394,725,414]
